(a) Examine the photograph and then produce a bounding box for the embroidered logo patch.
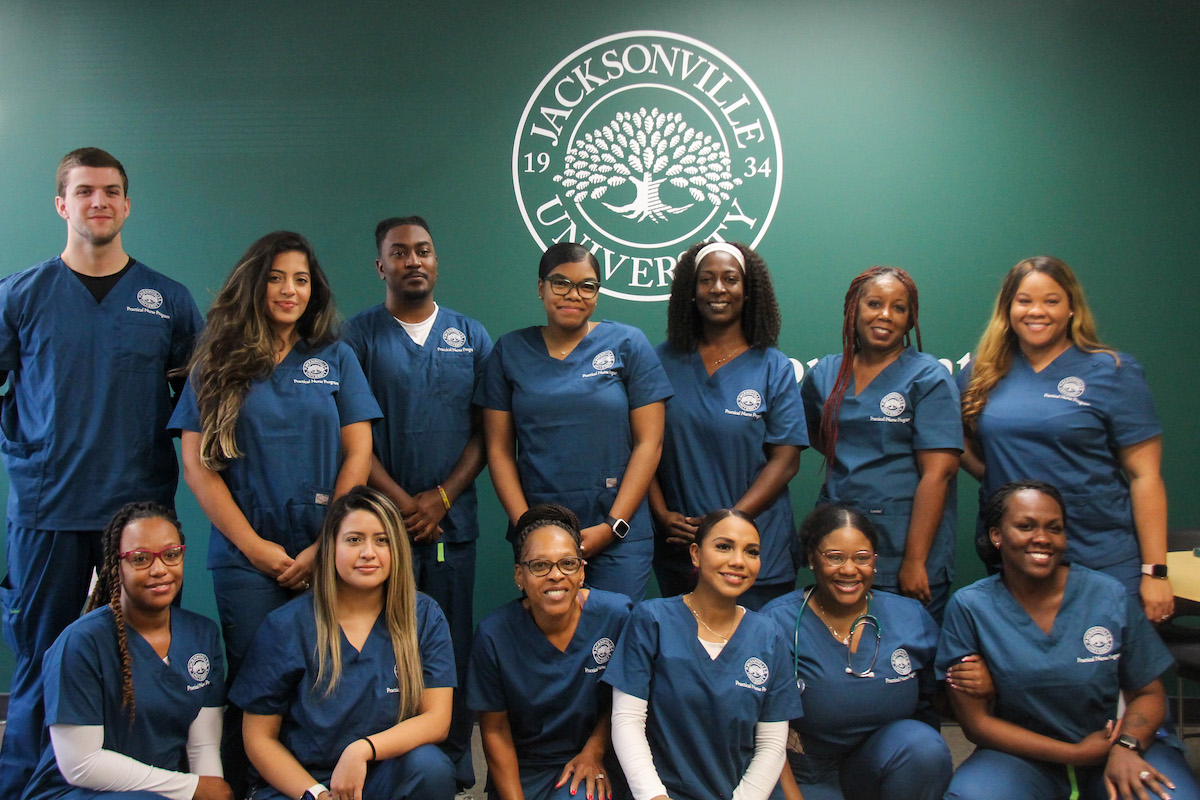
[137,288,164,309]
[592,637,615,664]
[302,358,330,380]
[879,392,906,417]
[1084,626,1114,655]
[890,648,912,676]
[442,327,467,348]
[187,653,211,682]
[744,657,769,686]
[1057,377,1085,398]
[592,349,616,371]
[736,389,762,412]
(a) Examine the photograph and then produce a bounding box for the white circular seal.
[302,358,330,380]
[1084,626,1114,655]
[137,288,164,310]
[1057,376,1086,398]
[514,31,783,302]
[744,656,769,686]
[187,653,210,682]
[879,392,906,417]
[736,389,762,412]
[442,327,467,348]
[890,648,913,676]
[592,637,615,664]
[592,349,616,371]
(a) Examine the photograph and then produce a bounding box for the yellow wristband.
[437,485,451,511]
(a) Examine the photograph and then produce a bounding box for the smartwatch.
[302,785,330,800]
[605,515,630,539]
[1141,563,1168,579]
[1113,733,1142,755]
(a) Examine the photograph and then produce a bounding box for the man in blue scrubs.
[343,216,492,792]
[0,148,203,795]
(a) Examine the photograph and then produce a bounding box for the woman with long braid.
[800,267,962,623]
[22,502,230,800]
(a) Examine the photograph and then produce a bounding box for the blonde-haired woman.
[232,486,457,800]
[958,256,1171,622]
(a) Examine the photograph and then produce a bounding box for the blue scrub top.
[466,589,632,770]
[655,344,808,586]
[475,321,673,541]
[169,340,382,568]
[760,588,939,762]
[801,348,962,585]
[229,592,456,773]
[603,597,803,800]
[0,258,202,529]
[344,305,492,545]
[24,606,225,800]
[958,347,1161,570]
[937,566,1172,743]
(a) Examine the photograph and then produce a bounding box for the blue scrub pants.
[1094,555,1141,597]
[485,752,628,800]
[0,524,102,797]
[250,743,455,800]
[792,719,952,800]
[945,741,1200,800]
[585,534,653,602]
[412,539,476,789]
[213,564,300,796]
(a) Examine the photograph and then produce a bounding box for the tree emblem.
[554,107,742,223]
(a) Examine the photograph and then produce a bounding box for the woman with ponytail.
[800,267,962,623]
[23,502,231,800]
[232,486,457,800]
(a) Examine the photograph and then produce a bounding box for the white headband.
[695,242,745,272]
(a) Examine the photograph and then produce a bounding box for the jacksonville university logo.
[514,31,782,302]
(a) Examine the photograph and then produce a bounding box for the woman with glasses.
[650,241,806,610]
[939,481,1197,800]
[800,267,961,623]
[23,502,231,800]
[605,509,801,800]
[478,243,672,601]
[466,504,632,800]
[760,505,951,800]
[232,487,457,800]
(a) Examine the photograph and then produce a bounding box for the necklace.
[682,594,735,643]
[814,597,867,645]
[703,342,746,368]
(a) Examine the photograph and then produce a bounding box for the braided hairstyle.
[978,479,1067,569]
[665,241,781,352]
[819,266,922,468]
[85,501,184,723]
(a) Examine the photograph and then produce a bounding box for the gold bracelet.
[437,485,451,510]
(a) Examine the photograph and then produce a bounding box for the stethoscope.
[792,586,883,688]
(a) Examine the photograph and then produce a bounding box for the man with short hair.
[343,216,492,792]
[0,148,203,794]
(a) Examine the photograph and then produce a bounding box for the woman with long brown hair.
[958,256,1171,622]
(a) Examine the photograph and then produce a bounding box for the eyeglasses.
[519,556,585,577]
[545,275,601,299]
[119,545,186,570]
[819,550,874,567]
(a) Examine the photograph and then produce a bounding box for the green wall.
[2,0,1198,688]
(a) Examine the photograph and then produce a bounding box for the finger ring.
[596,773,605,780]
[1140,770,1151,781]
[1162,615,1169,620]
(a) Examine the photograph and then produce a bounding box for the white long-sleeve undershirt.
[611,687,788,800]
[49,705,223,800]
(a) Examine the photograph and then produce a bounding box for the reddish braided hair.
[819,267,922,468]
[85,501,183,724]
